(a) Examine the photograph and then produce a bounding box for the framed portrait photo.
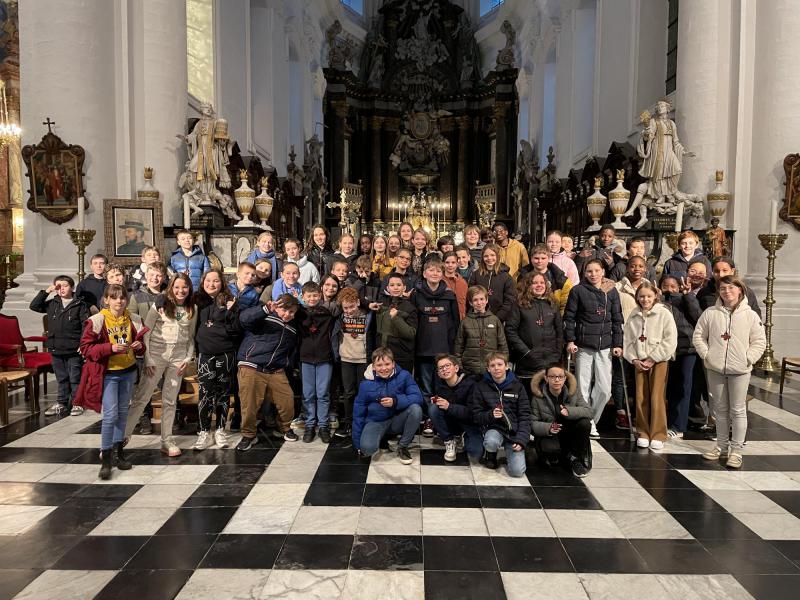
[104,198,164,265]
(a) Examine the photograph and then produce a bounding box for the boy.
[455,245,475,281]
[236,294,300,450]
[454,285,508,377]
[346,255,380,306]
[373,273,418,374]
[247,231,282,279]
[430,354,482,462]
[129,262,167,316]
[129,246,167,292]
[379,248,418,295]
[329,259,351,287]
[170,229,210,290]
[546,230,579,285]
[297,282,335,443]
[663,230,712,278]
[228,261,261,309]
[610,236,656,282]
[104,263,126,287]
[352,347,423,465]
[284,237,320,284]
[463,224,484,264]
[470,352,530,477]
[75,253,107,308]
[271,262,303,301]
[575,224,622,277]
[492,222,529,278]
[29,275,91,416]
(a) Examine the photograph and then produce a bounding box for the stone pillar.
[370,116,383,222]
[493,103,510,218]
[329,99,348,207]
[456,116,471,222]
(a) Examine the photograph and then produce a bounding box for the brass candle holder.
[754,232,788,373]
[67,229,96,281]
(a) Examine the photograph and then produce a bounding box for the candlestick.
[674,202,684,232]
[769,198,778,234]
[67,229,96,281]
[754,233,787,373]
[77,196,85,230]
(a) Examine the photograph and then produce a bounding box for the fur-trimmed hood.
[529,369,577,398]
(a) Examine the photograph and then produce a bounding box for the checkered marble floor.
[1,373,800,599]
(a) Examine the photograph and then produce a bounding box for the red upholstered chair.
[0,313,53,403]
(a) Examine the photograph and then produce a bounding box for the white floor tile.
[545,509,625,538]
[88,506,175,536]
[262,569,347,599]
[342,570,424,600]
[367,463,421,485]
[290,505,361,535]
[241,484,310,507]
[502,573,588,600]
[176,568,271,600]
[606,511,693,540]
[733,512,800,540]
[419,465,474,485]
[13,570,117,600]
[224,505,300,534]
[422,507,487,536]
[0,462,61,483]
[357,507,422,536]
[484,508,556,537]
[121,484,200,508]
[0,504,57,535]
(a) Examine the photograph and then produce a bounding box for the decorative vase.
[234,169,256,228]
[254,177,274,229]
[608,169,630,229]
[707,170,731,221]
[137,167,159,201]
[586,176,607,231]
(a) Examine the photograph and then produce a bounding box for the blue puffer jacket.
[237,304,298,372]
[228,282,261,309]
[246,248,282,281]
[170,246,210,290]
[352,366,423,450]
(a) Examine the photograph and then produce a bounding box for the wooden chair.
[0,370,37,425]
[780,358,800,395]
[0,313,53,402]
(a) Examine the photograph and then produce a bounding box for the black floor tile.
[609,451,672,469]
[702,539,800,575]
[67,483,141,504]
[303,483,365,506]
[126,534,217,570]
[761,456,800,472]
[421,484,481,508]
[202,448,279,465]
[493,537,573,572]
[320,447,371,466]
[0,482,84,505]
[0,569,42,600]
[762,491,800,515]
[27,504,117,536]
[526,465,584,486]
[96,568,193,600]
[562,538,650,573]
[425,571,507,600]
[16,448,91,464]
[203,464,266,485]
[672,511,761,540]
[349,535,423,570]
[534,486,601,510]
[181,484,253,507]
[274,534,354,570]
[735,574,800,600]
[771,541,800,568]
[423,536,498,571]
[661,454,727,471]
[0,533,81,569]
[52,536,148,570]
[647,488,726,512]
[200,534,285,569]
[419,448,470,466]
[478,486,541,509]
[627,468,698,489]
[362,484,421,507]
[156,506,237,534]
[311,463,370,484]
[631,539,723,574]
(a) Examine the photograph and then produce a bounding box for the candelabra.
[67,229,96,281]
[754,233,788,373]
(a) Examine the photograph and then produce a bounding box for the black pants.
[536,417,592,466]
[338,361,366,422]
[197,352,235,431]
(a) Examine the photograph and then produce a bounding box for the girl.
[387,234,402,257]
[320,274,341,312]
[125,274,197,457]
[358,234,373,257]
[623,282,678,450]
[663,230,712,278]
[193,269,241,450]
[371,235,395,280]
[398,222,414,249]
[694,276,766,468]
[455,245,476,281]
[437,235,455,256]
[463,224,484,264]
[468,244,516,323]
[562,234,576,261]
[442,251,468,319]
[247,231,281,278]
[253,258,273,296]
[410,228,431,276]
[506,272,563,390]
[305,224,334,277]
[284,238,320,284]
[563,259,624,437]
[73,285,146,479]
[454,285,508,377]
[326,233,358,275]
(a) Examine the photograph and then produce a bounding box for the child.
[697,257,763,318]
[30,275,92,417]
[694,276,766,468]
[358,234,373,257]
[663,230,712,279]
[610,237,656,282]
[329,259,351,288]
[455,245,476,281]
[530,363,593,476]
[546,230,579,285]
[129,246,165,292]
[410,228,432,276]
[253,258,273,295]
[518,244,573,314]
[398,222,414,249]
[379,248,418,295]
[104,263,126,287]
[430,354,482,462]
[374,273,417,374]
[73,284,146,479]
[297,282,335,443]
[463,224,484,264]
[442,251,468,319]
[305,224,334,277]
[492,222,529,279]
[468,244,516,322]
[564,259,624,438]
[326,233,358,274]
[320,274,341,312]
[271,262,303,301]
[437,235,455,256]
[371,235,395,280]
[575,224,622,278]
[470,352,530,476]
[345,255,380,304]
[352,347,423,465]
[284,237,320,284]
[332,287,373,437]
[193,269,241,450]
[623,282,678,450]
[455,285,508,377]
[129,262,167,316]
[562,234,576,260]
[228,261,260,309]
[125,274,197,457]
[75,253,108,308]
[387,234,402,257]
[170,229,210,290]
[236,294,301,450]
[247,231,282,278]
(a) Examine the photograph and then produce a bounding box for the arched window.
[480,0,504,17]
[341,0,364,16]
[186,0,215,105]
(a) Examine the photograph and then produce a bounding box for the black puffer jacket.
[413,281,459,356]
[468,267,516,322]
[237,305,299,372]
[575,244,622,277]
[661,292,702,356]
[325,252,358,275]
[433,373,476,423]
[505,298,563,377]
[563,281,624,350]
[29,291,92,355]
[195,298,242,355]
[297,304,335,364]
[697,279,762,319]
[663,248,712,279]
[307,244,334,277]
[470,371,531,446]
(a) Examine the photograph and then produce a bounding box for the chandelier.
[0,80,21,147]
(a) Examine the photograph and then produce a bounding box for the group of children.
[29,220,766,480]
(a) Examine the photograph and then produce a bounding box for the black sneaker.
[571,459,589,478]
[397,446,413,465]
[236,436,257,452]
[334,425,352,439]
[379,437,391,450]
[302,429,316,443]
[229,415,242,432]
[284,430,298,442]
[483,451,498,470]
[319,428,331,444]
[138,413,153,435]
[422,419,434,437]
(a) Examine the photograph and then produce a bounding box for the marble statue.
[496,20,516,70]
[326,20,356,71]
[389,110,451,171]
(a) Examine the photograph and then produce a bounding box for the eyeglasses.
[396,255,411,261]
[436,363,454,372]
[547,374,566,381]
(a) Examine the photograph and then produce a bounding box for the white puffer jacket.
[692,298,766,375]
[623,302,678,364]
[287,255,321,285]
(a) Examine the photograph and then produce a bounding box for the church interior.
[0,0,799,598]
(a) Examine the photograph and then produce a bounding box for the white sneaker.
[444,439,457,462]
[161,438,182,457]
[589,421,600,438]
[636,437,650,448]
[649,439,664,450]
[214,429,229,449]
[193,431,212,451]
[44,403,62,417]
[70,406,84,416]
[667,429,684,439]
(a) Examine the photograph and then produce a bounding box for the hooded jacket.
[413,280,459,356]
[505,298,563,377]
[296,304,335,364]
[692,298,766,376]
[615,277,642,322]
[662,291,702,356]
[287,255,321,285]
[575,243,622,277]
[697,279,762,319]
[470,370,531,446]
[325,251,358,275]
[550,251,580,286]
[237,304,299,372]
[609,257,657,283]
[517,263,573,314]
[454,310,508,375]
[663,248,712,279]
[75,275,107,309]
[29,291,92,355]
[195,297,243,355]
[529,370,592,438]
[379,269,419,295]
[228,282,261,309]
[623,303,678,364]
[468,266,516,322]
[170,245,210,290]
[433,372,476,424]
[563,280,624,351]
[246,248,283,281]
[375,294,418,366]
[351,365,423,450]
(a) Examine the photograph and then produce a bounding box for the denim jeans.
[301,362,333,429]
[416,359,436,401]
[483,428,526,477]
[427,400,483,458]
[360,403,423,456]
[51,353,82,408]
[101,369,136,451]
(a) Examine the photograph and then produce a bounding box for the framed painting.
[103,198,164,266]
[781,153,800,230]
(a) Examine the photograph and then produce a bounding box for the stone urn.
[586,176,607,231]
[254,177,274,229]
[608,169,630,229]
[137,167,159,201]
[234,169,256,228]
[707,170,731,221]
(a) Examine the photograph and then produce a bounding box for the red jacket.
[73,312,147,413]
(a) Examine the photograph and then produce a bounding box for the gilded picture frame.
[103,198,164,266]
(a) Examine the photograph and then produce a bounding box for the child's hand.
[46,284,56,293]
[566,342,578,355]
[642,358,655,369]
[178,362,187,376]
[550,422,562,434]
[130,341,143,351]
[379,397,395,407]
[111,343,128,353]
[145,365,156,378]
[434,396,450,410]
[389,306,398,318]
[612,347,623,358]
[512,443,523,452]
[226,300,235,310]
[368,302,381,311]
[492,406,503,419]
[559,405,569,417]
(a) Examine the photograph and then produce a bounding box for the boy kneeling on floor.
[352,347,423,465]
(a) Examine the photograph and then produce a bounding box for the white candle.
[674,202,684,232]
[77,196,85,230]
[183,195,191,229]
[770,197,778,234]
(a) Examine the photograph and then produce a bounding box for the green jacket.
[454,310,508,375]
[375,296,418,366]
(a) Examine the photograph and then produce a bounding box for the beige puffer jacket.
[623,302,678,364]
[692,298,766,375]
